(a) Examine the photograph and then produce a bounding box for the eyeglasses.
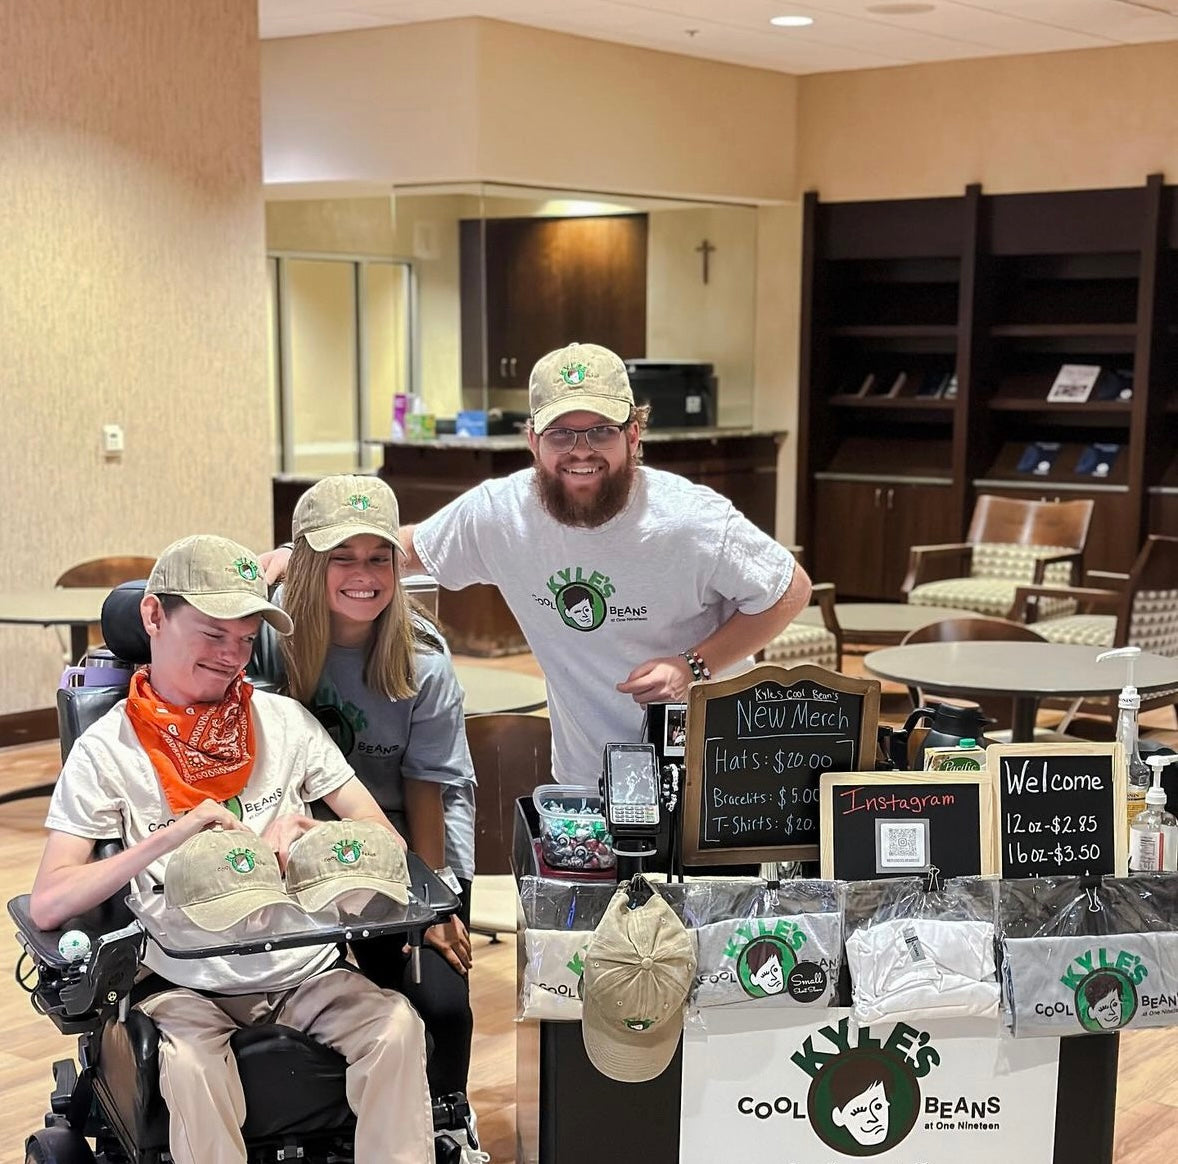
[538,423,628,454]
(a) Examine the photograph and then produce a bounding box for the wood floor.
[0,653,1175,1163]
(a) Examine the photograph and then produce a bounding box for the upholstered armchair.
[761,582,844,671]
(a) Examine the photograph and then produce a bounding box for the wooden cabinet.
[460,214,648,389]
[812,479,956,600]
[798,177,1178,594]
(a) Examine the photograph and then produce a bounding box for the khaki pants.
[137,967,432,1164]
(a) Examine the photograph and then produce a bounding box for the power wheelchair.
[10,581,480,1164]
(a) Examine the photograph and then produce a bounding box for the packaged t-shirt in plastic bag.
[1000,874,1178,1037]
[844,877,1000,1026]
[688,879,842,1011]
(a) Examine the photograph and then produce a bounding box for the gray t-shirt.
[414,466,797,785]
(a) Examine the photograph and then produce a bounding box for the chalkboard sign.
[990,743,1127,879]
[681,663,879,865]
[819,770,996,881]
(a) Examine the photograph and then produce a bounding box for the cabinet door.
[812,480,887,598]
[881,482,958,597]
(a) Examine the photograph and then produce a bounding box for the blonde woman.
[255,474,477,1116]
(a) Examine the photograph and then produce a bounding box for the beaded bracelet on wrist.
[680,649,711,681]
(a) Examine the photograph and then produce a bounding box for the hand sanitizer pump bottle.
[1098,646,1151,831]
[1129,755,1178,873]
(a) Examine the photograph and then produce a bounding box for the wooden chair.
[899,616,1048,733]
[55,555,156,653]
[760,581,844,671]
[902,495,1093,620]
[465,712,552,940]
[1014,534,1178,722]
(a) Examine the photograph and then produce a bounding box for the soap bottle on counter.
[1098,646,1151,832]
[1129,755,1178,873]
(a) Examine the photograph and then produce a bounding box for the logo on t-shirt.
[1062,946,1147,1033]
[544,565,648,631]
[312,680,367,757]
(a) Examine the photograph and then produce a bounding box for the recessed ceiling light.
[866,2,936,12]
[770,15,815,27]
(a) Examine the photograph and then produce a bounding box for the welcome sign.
[681,1008,1060,1163]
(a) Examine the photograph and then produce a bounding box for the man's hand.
[260,813,319,873]
[260,546,293,587]
[172,800,254,849]
[616,656,694,705]
[413,917,473,976]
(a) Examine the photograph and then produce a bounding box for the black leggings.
[351,878,473,1097]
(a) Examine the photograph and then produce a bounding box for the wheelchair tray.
[125,856,460,959]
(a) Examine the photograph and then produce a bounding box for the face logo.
[623,1017,655,1031]
[738,936,796,998]
[560,362,588,387]
[1076,969,1137,1033]
[333,840,363,865]
[348,494,371,511]
[556,581,607,632]
[234,557,259,582]
[807,1049,920,1156]
[225,848,256,874]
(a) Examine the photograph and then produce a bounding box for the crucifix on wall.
[695,238,716,284]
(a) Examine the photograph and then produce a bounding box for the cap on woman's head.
[292,475,405,555]
[146,534,293,635]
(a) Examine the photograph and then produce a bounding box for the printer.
[624,360,717,428]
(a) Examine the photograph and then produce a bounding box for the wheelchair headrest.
[101,580,151,665]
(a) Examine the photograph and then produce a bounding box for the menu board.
[681,664,880,865]
[819,770,996,881]
[989,743,1126,879]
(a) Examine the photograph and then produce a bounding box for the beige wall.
[799,40,1178,200]
[0,0,270,715]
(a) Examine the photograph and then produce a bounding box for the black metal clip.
[626,874,655,910]
[1079,873,1105,913]
[925,865,942,894]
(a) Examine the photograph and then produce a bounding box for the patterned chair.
[902,495,1093,620]
[1013,535,1178,719]
[761,582,843,671]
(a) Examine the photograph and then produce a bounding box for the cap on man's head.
[292,474,405,556]
[285,819,411,913]
[580,884,697,1083]
[164,827,295,932]
[529,342,634,434]
[147,535,293,636]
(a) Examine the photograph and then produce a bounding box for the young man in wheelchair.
[29,535,438,1164]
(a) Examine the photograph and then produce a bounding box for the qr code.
[876,820,929,871]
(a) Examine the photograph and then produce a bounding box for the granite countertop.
[363,426,784,452]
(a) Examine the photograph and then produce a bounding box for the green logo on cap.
[348,494,371,511]
[234,557,259,582]
[560,362,588,387]
[333,839,362,865]
[623,1017,655,1031]
[226,848,256,874]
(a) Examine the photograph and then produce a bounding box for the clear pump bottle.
[1129,755,1178,873]
[1098,647,1151,831]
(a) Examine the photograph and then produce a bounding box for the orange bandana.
[125,669,256,815]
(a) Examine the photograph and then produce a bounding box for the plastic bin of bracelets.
[999,873,1178,1038]
[532,784,617,875]
[842,875,1002,1027]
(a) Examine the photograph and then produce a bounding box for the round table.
[864,642,1178,742]
[0,588,111,661]
[795,602,1000,646]
[454,664,547,715]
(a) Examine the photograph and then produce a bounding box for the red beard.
[533,451,637,528]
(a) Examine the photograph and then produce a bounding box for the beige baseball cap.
[529,342,634,434]
[292,474,406,556]
[164,827,295,932]
[285,819,411,913]
[146,535,293,636]
[581,884,698,1083]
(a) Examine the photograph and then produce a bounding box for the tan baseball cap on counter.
[580,883,698,1083]
[146,535,293,635]
[292,475,406,556]
[164,828,294,932]
[529,342,634,434]
[285,819,411,913]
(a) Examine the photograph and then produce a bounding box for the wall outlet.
[102,424,124,456]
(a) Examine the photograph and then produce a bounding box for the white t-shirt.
[44,691,357,993]
[415,466,797,784]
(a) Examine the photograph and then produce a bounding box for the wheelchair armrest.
[9,894,145,1034]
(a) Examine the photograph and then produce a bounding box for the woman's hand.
[415,917,473,976]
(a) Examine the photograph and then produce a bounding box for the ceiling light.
[866,2,936,12]
[769,14,814,27]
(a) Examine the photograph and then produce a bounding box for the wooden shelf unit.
[798,175,1178,600]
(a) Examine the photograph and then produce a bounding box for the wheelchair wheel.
[24,1127,96,1164]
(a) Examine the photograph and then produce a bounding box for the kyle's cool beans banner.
[681,1008,1059,1163]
